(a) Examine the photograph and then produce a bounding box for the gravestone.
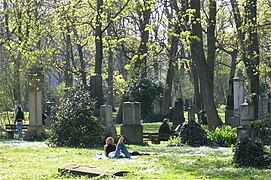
[229,69,245,127]
[225,77,234,126]
[258,94,271,120]
[27,67,45,137]
[90,74,104,110]
[100,105,117,139]
[121,102,143,144]
[237,100,255,138]
[171,99,185,127]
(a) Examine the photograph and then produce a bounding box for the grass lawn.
[1,135,271,179]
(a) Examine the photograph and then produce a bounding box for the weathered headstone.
[121,102,143,144]
[240,101,255,127]
[225,77,234,126]
[237,100,255,138]
[90,74,104,109]
[171,99,185,127]
[258,94,271,120]
[100,105,117,139]
[231,69,245,127]
[27,67,45,137]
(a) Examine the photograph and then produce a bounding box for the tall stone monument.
[90,74,104,109]
[225,76,234,126]
[100,104,117,139]
[229,69,245,127]
[121,102,143,144]
[27,67,45,136]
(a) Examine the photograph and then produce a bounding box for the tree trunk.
[134,0,151,78]
[207,0,216,93]
[107,48,114,108]
[190,0,222,129]
[64,25,73,87]
[161,0,182,114]
[13,10,23,104]
[191,61,202,113]
[244,0,260,118]
[77,44,87,85]
[230,0,260,118]
[95,0,103,75]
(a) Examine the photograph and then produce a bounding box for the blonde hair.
[106,137,114,145]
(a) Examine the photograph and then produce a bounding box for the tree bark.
[244,0,260,118]
[230,0,260,118]
[77,44,87,85]
[64,25,73,87]
[190,0,222,129]
[134,0,151,78]
[95,0,103,75]
[207,0,216,93]
[161,0,182,114]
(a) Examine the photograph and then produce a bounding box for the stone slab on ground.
[58,164,129,177]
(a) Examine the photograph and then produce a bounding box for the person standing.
[14,106,24,138]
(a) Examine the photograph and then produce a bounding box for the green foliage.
[127,78,163,119]
[47,85,106,148]
[179,121,208,147]
[250,115,271,145]
[233,137,271,168]
[168,135,181,146]
[143,113,165,123]
[208,125,237,147]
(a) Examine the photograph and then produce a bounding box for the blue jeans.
[17,122,23,138]
[108,143,131,158]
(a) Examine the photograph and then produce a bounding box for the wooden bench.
[143,132,178,144]
[5,124,29,139]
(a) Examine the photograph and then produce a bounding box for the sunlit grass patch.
[1,139,271,179]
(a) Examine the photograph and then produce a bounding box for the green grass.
[1,139,270,179]
[0,107,269,179]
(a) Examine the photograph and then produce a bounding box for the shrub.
[179,121,208,147]
[233,137,271,168]
[251,115,271,145]
[208,125,237,147]
[143,113,165,123]
[47,85,106,148]
[127,78,163,119]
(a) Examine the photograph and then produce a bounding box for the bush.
[127,78,163,119]
[251,115,271,145]
[47,85,106,148]
[143,113,165,123]
[179,121,208,147]
[208,125,237,147]
[233,137,271,168]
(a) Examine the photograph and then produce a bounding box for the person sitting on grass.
[104,136,131,158]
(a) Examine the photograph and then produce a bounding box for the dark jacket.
[15,111,24,123]
[158,122,171,134]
